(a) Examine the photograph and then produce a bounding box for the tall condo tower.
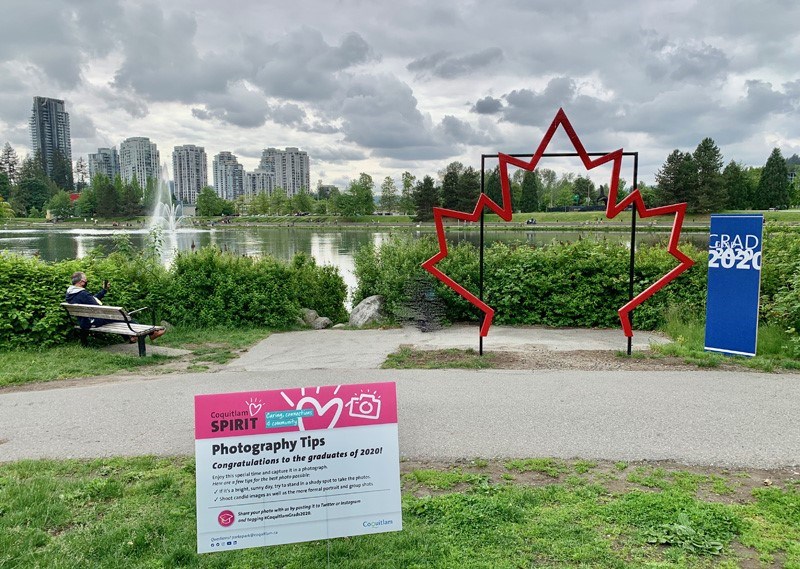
[213,151,244,201]
[119,137,160,185]
[172,145,208,204]
[87,147,120,180]
[258,147,310,197]
[29,96,72,178]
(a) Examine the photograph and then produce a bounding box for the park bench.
[60,303,165,357]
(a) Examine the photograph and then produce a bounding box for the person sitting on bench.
[65,272,165,341]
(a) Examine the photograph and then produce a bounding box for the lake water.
[0,225,707,303]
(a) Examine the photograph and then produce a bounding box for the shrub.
[354,236,709,330]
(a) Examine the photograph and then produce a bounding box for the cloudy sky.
[2,0,799,189]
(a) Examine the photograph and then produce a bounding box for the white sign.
[194,383,401,553]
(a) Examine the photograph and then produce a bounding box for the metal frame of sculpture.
[421,108,694,354]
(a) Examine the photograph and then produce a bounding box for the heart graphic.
[296,397,343,431]
[247,401,262,416]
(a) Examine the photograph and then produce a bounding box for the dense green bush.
[354,236,710,330]
[0,245,348,350]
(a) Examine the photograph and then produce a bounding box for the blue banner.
[704,215,763,357]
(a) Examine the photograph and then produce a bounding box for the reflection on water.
[0,226,707,304]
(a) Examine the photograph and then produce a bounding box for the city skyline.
[2,1,800,189]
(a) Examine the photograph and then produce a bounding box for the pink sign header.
[194,382,397,440]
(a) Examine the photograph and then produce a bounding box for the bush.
[354,236,710,330]
[0,245,347,350]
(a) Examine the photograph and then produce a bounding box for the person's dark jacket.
[65,285,109,329]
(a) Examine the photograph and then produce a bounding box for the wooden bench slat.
[77,323,162,336]
[61,302,164,356]
[60,303,130,321]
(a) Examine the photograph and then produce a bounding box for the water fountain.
[148,162,185,232]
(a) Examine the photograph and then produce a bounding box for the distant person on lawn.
[65,272,165,341]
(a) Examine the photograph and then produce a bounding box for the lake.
[0,225,707,304]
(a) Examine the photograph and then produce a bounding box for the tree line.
[1,138,798,221]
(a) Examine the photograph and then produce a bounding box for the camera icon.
[346,393,381,420]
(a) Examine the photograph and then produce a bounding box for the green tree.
[413,175,439,221]
[538,168,558,208]
[399,171,416,215]
[11,177,52,215]
[291,189,314,213]
[340,173,375,216]
[0,142,20,184]
[440,162,463,210]
[250,192,270,214]
[94,174,119,217]
[573,175,596,206]
[722,161,753,210]
[0,170,10,201]
[73,187,96,217]
[484,166,502,205]
[456,166,481,212]
[655,150,697,209]
[0,196,14,218]
[197,186,222,216]
[46,190,73,219]
[520,170,541,212]
[693,137,725,212]
[755,148,790,209]
[119,176,143,217]
[50,148,74,191]
[270,187,289,215]
[379,176,399,212]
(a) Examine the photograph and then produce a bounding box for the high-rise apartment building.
[119,137,160,185]
[258,147,310,197]
[244,168,276,197]
[213,151,244,201]
[87,147,120,180]
[29,96,72,178]
[172,145,208,204]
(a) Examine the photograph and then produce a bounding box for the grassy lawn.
[383,347,496,369]
[0,457,797,568]
[0,327,272,388]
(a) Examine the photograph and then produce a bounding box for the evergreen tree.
[0,196,14,219]
[399,171,416,215]
[693,137,725,212]
[655,150,697,209]
[722,161,753,210]
[51,148,74,191]
[73,187,97,217]
[94,174,119,217]
[440,162,463,210]
[755,148,790,209]
[379,176,399,212]
[0,170,10,201]
[573,175,596,206]
[520,170,541,212]
[484,166,502,205]
[413,175,439,221]
[456,166,480,212]
[0,142,20,184]
[120,177,143,217]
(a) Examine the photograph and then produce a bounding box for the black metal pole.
[628,153,639,355]
[479,156,486,356]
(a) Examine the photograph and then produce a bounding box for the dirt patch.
[399,458,800,503]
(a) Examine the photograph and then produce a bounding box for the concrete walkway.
[229,325,667,371]
[1,327,797,468]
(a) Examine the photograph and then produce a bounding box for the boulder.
[349,295,386,328]
[313,317,333,330]
[301,308,319,327]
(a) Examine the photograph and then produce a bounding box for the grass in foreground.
[656,310,800,372]
[0,327,271,388]
[0,457,798,568]
[382,347,496,369]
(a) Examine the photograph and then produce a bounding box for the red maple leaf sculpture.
[421,108,694,338]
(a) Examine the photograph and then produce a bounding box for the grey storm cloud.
[190,83,270,129]
[113,5,249,102]
[250,29,375,102]
[643,34,730,84]
[407,48,503,79]
[471,96,503,114]
[310,147,369,163]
